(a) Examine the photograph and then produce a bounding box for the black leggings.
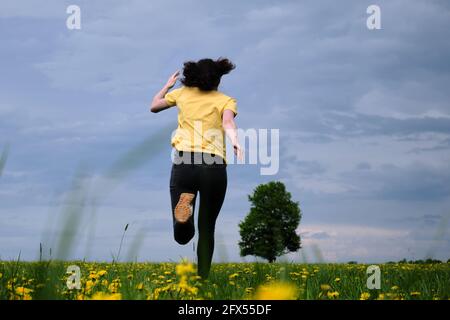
[169,151,227,279]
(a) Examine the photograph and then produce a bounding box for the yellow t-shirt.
[164,86,237,162]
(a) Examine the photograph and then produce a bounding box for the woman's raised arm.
[150,70,179,113]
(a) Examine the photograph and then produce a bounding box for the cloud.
[0,103,14,116]
[294,222,449,262]
[354,83,450,120]
[301,230,331,240]
[407,137,450,154]
[282,157,327,177]
[0,0,64,18]
[356,162,372,170]
[340,162,450,201]
[34,0,248,95]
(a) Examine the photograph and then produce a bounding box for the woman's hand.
[165,70,180,89]
[234,143,244,162]
[150,70,179,113]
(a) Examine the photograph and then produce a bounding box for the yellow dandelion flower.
[176,262,196,276]
[327,291,339,299]
[320,284,331,291]
[245,287,254,294]
[410,291,421,297]
[108,281,120,293]
[136,283,144,290]
[14,287,33,300]
[85,280,95,293]
[229,273,239,280]
[90,292,122,300]
[391,285,399,291]
[254,282,298,300]
[148,288,161,300]
[334,278,341,283]
[360,292,370,300]
[97,270,107,277]
[15,287,33,295]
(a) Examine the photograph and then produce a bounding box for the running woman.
[150,58,243,279]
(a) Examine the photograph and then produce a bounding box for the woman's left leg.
[196,165,227,279]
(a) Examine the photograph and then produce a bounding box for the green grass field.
[1,260,449,300]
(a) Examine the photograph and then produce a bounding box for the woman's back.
[165,86,237,161]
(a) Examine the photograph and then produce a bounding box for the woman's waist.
[172,149,227,166]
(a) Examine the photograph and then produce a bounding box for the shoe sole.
[175,193,195,223]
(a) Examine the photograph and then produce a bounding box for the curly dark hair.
[180,57,235,91]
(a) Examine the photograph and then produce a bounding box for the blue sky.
[1,0,449,263]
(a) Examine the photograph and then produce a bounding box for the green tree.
[238,181,301,263]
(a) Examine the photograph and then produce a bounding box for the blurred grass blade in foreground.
[54,165,90,260]
[0,143,10,177]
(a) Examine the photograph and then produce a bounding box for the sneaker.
[175,193,195,223]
